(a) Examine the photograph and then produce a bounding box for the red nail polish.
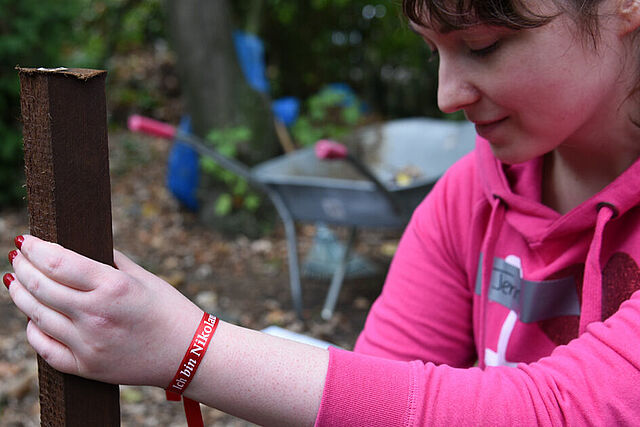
[14,236,24,250]
[8,250,18,265]
[3,273,14,289]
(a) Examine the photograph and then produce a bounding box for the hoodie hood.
[475,136,640,365]
[476,137,640,245]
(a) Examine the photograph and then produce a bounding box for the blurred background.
[0,0,455,210]
[0,0,461,425]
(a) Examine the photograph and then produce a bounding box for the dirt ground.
[0,131,402,426]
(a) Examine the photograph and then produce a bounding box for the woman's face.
[412,1,636,164]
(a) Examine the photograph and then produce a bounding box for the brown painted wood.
[17,67,120,426]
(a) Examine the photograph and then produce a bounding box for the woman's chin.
[488,142,538,165]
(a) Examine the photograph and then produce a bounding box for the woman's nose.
[437,59,480,114]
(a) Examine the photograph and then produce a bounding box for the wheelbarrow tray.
[128,114,476,318]
[252,118,477,228]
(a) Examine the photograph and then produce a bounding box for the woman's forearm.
[184,321,329,426]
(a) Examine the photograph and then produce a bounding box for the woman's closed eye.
[426,40,501,63]
[468,40,500,57]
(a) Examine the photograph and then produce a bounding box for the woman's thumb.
[113,250,150,281]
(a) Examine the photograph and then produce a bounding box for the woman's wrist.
[166,312,219,395]
[163,312,220,427]
[149,294,206,389]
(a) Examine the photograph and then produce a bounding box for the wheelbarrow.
[128,115,477,319]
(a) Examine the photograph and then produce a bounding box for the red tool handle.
[127,114,177,140]
[314,139,348,160]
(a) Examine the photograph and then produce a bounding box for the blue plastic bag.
[233,30,270,94]
[166,116,199,211]
[271,96,300,126]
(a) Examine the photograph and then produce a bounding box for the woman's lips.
[474,117,508,139]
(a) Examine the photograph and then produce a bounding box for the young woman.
[5,0,640,424]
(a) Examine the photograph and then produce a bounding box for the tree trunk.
[164,0,279,165]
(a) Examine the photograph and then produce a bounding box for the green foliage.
[0,127,25,206]
[0,0,168,208]
[0,0,85,207]
[231,0,441,119]
[291,86,363,147]
[66,0,166,68]
[201,127,262,216]
[67,0,170,124]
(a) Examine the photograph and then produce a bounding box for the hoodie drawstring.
[579,202,617,334]
[477,196,618,363]
[478,195,506,368]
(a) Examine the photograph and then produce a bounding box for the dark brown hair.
[402,0,604,42]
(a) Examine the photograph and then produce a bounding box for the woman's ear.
[618,0,640,35]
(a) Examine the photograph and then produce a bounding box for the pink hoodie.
[315,137,640,426]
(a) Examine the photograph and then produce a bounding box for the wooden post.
[17,67,120,426]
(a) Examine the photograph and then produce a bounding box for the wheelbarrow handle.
[127,114,258,184]
[315,139,348,159]
[128,114,177,140]
[314,140,402,215]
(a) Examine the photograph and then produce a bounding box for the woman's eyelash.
[424,36,501,63]
[426,40,500,62]
[469,41,500,57]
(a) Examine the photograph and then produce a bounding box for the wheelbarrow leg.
[264,189,304,319]
[321,226,357,320]
[283,217,304,319]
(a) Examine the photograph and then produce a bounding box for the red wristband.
[167,312,219,394]
[166,312,220,427]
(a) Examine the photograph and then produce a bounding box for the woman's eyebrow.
[408,20,457,36]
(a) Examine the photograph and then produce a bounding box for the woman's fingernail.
[3,273,14,289]
[8,250,18,265]
[14,236,24,250]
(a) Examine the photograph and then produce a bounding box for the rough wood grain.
[17,67,120,426]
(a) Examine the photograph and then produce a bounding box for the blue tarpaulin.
[271,96,300,126]
[233,30,270,94]
[166,116,199,210]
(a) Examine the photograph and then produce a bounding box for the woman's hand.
[5,235,203,388]
[5,235,329,425]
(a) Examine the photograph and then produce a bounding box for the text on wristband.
[167,313,219,394]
